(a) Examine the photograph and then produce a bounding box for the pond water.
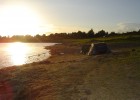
[0,42,55,68]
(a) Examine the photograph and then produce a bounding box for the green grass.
[58,35,140,45]
[92,35,140,43]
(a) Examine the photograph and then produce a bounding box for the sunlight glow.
[0,4,52,36]
[7,42,30,65]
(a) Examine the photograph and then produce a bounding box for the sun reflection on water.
[7,42,30,65]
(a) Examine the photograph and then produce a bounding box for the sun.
[0,4,51,36]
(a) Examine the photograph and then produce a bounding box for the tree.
[76,31,87,38]
[109,32,116,36]
[87,29,94,38]
[95,30,107,37]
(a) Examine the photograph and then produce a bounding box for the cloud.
[117,23,140,32]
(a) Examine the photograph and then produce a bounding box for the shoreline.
[1,42,139,69]
[0,43,80,74]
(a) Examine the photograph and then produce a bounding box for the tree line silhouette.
[0,29,140,42]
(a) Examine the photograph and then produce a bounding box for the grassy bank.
[0,39,140,100]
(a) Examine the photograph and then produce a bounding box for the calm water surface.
[0,42,55,68]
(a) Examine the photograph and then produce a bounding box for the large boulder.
[81,43,111,55]
[88,43,111,55]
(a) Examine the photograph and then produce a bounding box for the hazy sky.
[0,0,140,35]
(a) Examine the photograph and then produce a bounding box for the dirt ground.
[0,43,140,100]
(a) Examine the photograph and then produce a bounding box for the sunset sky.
[0,0,140,36]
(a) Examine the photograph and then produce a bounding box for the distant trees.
[110,32,116,36]
[95,30,108,37]
[47,29,140,39]
[0,34,50,42]
[0,29,140,42]
[48,29,95,39]
[71,31,87,39]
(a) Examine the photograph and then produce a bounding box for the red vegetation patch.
[0,81,14,100]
